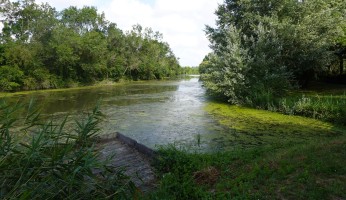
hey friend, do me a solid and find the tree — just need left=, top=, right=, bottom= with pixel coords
left=201, top=25, right=291, bottom=104
left=201, top=0, right=346, bottom=105
left=1, top=0, right=57, bottom=43
left=334, top=24, right=346, bottom=75
left=79, top=30, right=107, bottom=82
left=0, top=0, right=181, bottom=91
left=106, top=23, right=126, bottom=80
left=122, top=25, right=180, bottom=80
left=205, top=0, right=345, bottom=88
left=60, top=6, right=108, bottom=35
left=201, top=27, right=248, bottom=102
left=47, top=25, right=81, bottom=80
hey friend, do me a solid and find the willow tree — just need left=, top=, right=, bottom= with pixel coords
left=201, top=0, right=345, bottom=104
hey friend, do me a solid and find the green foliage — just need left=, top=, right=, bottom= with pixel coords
left=202, top=0, right=346, bottom=105
left=201, top=26, right=249, bottom=101
left=0, top=65, right=24, bottom=91
left=73, top=103, right=104, bottom=147
left=181, top=66, right=199, bottom=75
left=220, top=82, right=346, bottom=125
left=120, top=25, right=180, bottom=80
left=201, top=25, right=292, bottom=104
left=0, top=101, right=137, bottom=199
left=47, top=25, right=81, bottom=80
left=0, top=0, right=181, bottom=92
left=278, top=94, right=346, bottom=125
left=79, top=30, right=108, bottom=83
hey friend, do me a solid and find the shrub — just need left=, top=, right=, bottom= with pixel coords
left=256, top=94, right=346, bottom=125
left=0, top=65, right=24, bottom=91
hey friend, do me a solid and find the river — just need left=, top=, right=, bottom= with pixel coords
left=2, top=77, right=221, bottom=149
left=2, top=77, right=341, bottom=151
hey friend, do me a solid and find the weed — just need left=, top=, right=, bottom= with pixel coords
left=196, top=134, right=201, bottom=147
left=147, top=136, right=346, bottom=199
left=250, top=89, right=346, bottom=125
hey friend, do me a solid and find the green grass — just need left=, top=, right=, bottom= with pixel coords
left=147, top=135, right=345, bottom=199
left=146, top=100, right=346, bottom=199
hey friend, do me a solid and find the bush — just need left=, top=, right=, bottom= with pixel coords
left=290, top=95, right=346, bottom=124
left=255, top=94, right=346, bottom=125
left=29, top=68, right=60, bottom=89
left=0, top=65, right=24, bottom=91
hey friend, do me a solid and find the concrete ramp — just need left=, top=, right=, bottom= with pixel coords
left=96, top=132, right=157, bottom=192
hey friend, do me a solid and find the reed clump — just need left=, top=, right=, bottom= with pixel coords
left=0, top=100, right=136, bottom=199
left=251, top=92, right=346, bottom=125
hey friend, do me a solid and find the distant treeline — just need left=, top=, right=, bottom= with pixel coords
left=181, top=66, right=199, bottom=75
left=0, top=0, right=181, bottom=91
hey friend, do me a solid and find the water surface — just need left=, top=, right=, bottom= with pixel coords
left=3, top=78, right=342, bottom=151
left=3, top=78, right=218, bottom=148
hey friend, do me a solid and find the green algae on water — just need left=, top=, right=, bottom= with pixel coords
left=204, top=102, right=346, bottom=150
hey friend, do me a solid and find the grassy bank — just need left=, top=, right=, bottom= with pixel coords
left=0, top=77, right=184, bottom=98
left=146, top=102, right=346, bottom=199
left=251, top=82, right=346, bottom=125
left=148, top=135, right=345, bottom=199
left=0, top=79, right=131, bottom=98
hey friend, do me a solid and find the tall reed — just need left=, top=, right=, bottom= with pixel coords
left=250, top=91, right=346, bottom=125
left=0, top=100, right=136, bottom=199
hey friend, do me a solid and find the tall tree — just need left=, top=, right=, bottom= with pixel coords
left=205, top=0, right=345, bottom=87
left=0, top=0, right=181, bottom=91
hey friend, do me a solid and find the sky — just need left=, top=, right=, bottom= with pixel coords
left=2, top=0, right=223, bottom=66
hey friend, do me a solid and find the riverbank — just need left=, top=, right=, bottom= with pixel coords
left=147, top=131, right=346, bottom=199
left=247, top=82, right=346, bottom=125
left=143, top=83, right=346, bottom=199
left=0, top=79, right=132, bottom=98
left=145, top=102, right=346, bottom=199
left=0, top=76, right=196, bottom=98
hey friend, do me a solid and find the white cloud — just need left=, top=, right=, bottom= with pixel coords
left=101, top=0, right=154, bottom=30
left=33, top=0, right=223, bottom=66
left=102, top=0, right=222, bottom=66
